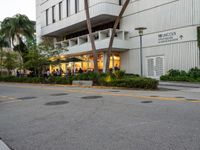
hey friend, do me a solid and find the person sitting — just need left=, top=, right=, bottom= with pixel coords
left=52, top=69, right=57, bottom=76
left=78, top=68, right=83, bottom=74
left=16, top=70, right=20, bottom=77
left=114, top=64, right=120, bottom=71
left=56, top=69, right=61, bottom=76
left=46, top=69, right=50, bottom=77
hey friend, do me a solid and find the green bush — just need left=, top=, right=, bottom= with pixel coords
left=188, top=67, right=200, bottom=79
left=161, top=67, right=200, bottom=83
left=0, top=76, right=73, bottom=85
left=168, top=69, right=181, bottom=77
left=113, top=70, right=125, bottom=79
left=0, top=72, right=159, bottom=89
left=46, top=76, right=72, bottom=84
left=101, top=77, right=158, bottom=89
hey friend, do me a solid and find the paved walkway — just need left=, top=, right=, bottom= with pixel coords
left=159, top=81, right=200, bottom=91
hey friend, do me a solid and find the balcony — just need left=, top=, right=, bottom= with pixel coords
left=54, top=28, right=130, bottom=55
left=41, top=2, right=122, bottom=36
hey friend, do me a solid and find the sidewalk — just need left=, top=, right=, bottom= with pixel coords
left=159, top=81, right=200, bottom=90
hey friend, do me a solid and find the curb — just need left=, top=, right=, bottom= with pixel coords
left=0, top=82, right=158, bottom=91
left=159, top=82, right=200, bottom=88
left=0, top=139, right=12, bottom=150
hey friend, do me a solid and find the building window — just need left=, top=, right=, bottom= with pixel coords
left=46, top=9, right=48, bottom=26
left=52, top=5, right=55, bottom=23
left=66, top=0, right=70, bottom=17
left=75, top=0, right=79, bottom=13
left=59, top=1, right=62, bottom=20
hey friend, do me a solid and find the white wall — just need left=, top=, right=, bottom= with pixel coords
left=121, top=41, right=200, bottom=75
left=38, top=0, right=121, bottom=36
left=36, top=0, right=200, bottom=75
left=119, top=0, right=200, bottom=75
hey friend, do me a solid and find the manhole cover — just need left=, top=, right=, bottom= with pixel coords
left=81, top=96, right=103, bottom=99
left=18, top=97, right=37, bottom=100
left=45, top=101, right=69, bottom=106
left=141, top=101, right=153, bottom=104
left=50, top=93, right=68, bottom=96
left=175, top=96, right=185, bottom=98
left=186, top=99, right=200, bottom=102
left=109, top=91, right=120, bottom=93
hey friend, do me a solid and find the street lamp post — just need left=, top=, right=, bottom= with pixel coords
left=135, top=27, right=147, bottom=76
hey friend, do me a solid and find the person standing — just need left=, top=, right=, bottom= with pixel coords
left=47, top=69, right=50, bottom=77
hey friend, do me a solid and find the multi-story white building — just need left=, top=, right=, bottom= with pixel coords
left=36, top=0, right=200, bottom=78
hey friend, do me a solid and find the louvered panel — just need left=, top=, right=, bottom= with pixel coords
left=155, top=57, right=164, bottom=77
left=147, top=58, right=154, bottom=77
left=193, top=0, right=200, bottom=25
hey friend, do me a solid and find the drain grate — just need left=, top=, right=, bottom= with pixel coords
left=141, top=101, right=153, bottom=104
left=175, top=96, right=185, bottom=99
left=150, top=95, right=159, bottom=97
left=18, top=97, right=37, bottom=100
left=50, top=93, right=68, bottom=96
left=81, top=96, right=103, bottom=99
left=109, top=91, right=120, bottom=93
left=186, top=99, right=200, bottom=102
left=45, top=101, right=69, bottom=106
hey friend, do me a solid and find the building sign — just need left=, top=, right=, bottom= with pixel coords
left=158, top=32, right=183, bottom=43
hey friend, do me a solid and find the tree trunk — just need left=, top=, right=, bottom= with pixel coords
left=84, top=0, right=98, bottom=73
left=105, top=0, right=130, bottom=72
left=0, top=48, right=3, bottom=76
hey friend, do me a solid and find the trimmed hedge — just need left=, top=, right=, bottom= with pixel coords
left=0, top=71, right=159, bottom=89
left=0, top=76, right=73, bottom=84
left=100, top=77, right=158, bottom=89
left=160, top=67, right=200, bottom=83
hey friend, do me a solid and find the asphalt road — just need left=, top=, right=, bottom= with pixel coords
left=0, top=83, right=200, bottom=150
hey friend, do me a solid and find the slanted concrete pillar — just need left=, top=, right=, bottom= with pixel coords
left=112, top=53, right=115, bottom=70
left=103, top=52, right=107, bottom=73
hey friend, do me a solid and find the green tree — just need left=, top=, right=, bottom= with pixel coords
left=0, top=34, right=9, bottom=76
left=3, top=52, right=19, bottom=76
left=37, top=37, right=54, bottom=57
left=0, top=14, right=34, bottom=61
left=24, top=39, right=51, bottom=77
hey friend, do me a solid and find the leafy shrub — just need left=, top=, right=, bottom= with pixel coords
left=188, top=67, right=200, bottom=79
left=46, top=76, right=72, bottom=84
left=0, top=72, right=159, bottom=89
left=168, top=69, right=181, bottom=77
left=101, top=77, right=158, bottom=89
left=161, top=67, right=200, bottom=82
left=113, top=70, right=125, bottom=79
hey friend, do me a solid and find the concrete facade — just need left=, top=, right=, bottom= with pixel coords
left=36, top=0, right=200, bottom=78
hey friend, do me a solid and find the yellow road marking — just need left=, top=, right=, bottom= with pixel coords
left=1, top=84, right=200, bottom=103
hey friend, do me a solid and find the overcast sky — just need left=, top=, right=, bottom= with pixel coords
left=0, top=0, right=36, bottom=21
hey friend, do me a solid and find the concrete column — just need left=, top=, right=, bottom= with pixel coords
left=103, top=52, right=107, bottom=73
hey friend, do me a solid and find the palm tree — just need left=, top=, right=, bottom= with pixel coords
left=105, top=0, right=130, bottom=72
left=0, top=34, right=9, bottom=76
left=1, top=14, right=34, bottom=60
left=84, top=0, right=99, bottom=73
